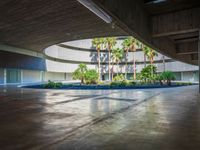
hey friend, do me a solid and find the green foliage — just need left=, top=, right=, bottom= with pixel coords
left=92, top=38, right=105, bottom=50
left=160, top=71, right=176, bottom=86
left=84, top=69, right=99, bottom=84
left=122, top=37, right=139, bottom=52
left=43, top=80, right=63, bottom=88
left=110, top=80, right=136, bottom=87
left=105, top=37, right=117, bottom=50
left=113, top=74, right=125, bottom=81
left=143, top=46, right=158, bottom=64
left=112, top=48, right=124, bottom=64
left=72, top=63, right=87, bottom=84
left=72, top=64, right=99, bottom=84
left=138, top=65, right=157, bottom=82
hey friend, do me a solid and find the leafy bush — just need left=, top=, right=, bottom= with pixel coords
left=110, top=80, right=136, bottom=87
left=139, top=65, right=157, bottom=82
left=160, top=71, right=176, bottom=86
left=73, top=63, right=87, bottom=84
left=84, top=69, right=98, bottom=84
left=113, top=74, right=125, bottom=81
left=110, top=81, right=122, bottom=87
left=43, top=80, right=63, bottom=88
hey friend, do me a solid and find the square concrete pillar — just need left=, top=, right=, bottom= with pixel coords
left=198, top=31, right=200, bottom=93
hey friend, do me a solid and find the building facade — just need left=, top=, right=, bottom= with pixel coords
left=0, top=38, right=198, bottom=85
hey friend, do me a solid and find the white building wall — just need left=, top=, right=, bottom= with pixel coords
left=22, top=70, right=41, bottom=83
left=44, top=72, right=65, bottom=81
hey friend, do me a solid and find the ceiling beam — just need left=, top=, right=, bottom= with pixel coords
left=151, top=7, right=200, bottom=37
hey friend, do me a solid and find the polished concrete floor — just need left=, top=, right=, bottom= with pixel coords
left=0, top=85, right=200, bottom=150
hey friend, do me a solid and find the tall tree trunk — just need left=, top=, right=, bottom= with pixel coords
left=144, top=53, right=146, bottom=67
left=150, top=58, right=154, bottom=77
left=117, top=62, right=119, bottom=76
left=98, top=49, right=101, bottom=81
left=125, top=51, right=128, bottom=79
left=108, top=49, right=111, bottom=81
left=112, top=63, right=114, bottom=80
left=133, top=53, right=136, bottom=80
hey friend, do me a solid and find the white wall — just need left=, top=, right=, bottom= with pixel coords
left=44, top=72, right=65, bottom=81
left=22, top=70, right=41, bottom=83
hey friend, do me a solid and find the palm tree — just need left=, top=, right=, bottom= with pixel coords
left=144, top=46, right=158, bottom=77
left=122, top=37, right=138, bottom=80
left=140, top=43, right=147, bottom=67
left=105, top=37, right=117, bottom=81
left=122, top=38, right=130, bottom=79
left=92, top=38, right=105, bottom=81
left=112, top=48, right=124, bottom=75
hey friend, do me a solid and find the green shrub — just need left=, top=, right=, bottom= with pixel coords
left=160, top=71, right=176, bottom=86
left=110, top=81, right=122, bottom=87
left=72, top=63, right=87, bottom=84
left=43, top=80, right=63, bottom=88
left=110, top=80, right=136, bottom=87
left=121, top=80, right=129, bottom=87
left=139, top=65, right=157, bottom=82
left=84, top=69, right=98, bottom=84
left=113, top=74, right=125, bottom=82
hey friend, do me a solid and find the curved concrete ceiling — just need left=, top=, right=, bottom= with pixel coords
left=0, top=0, right=199, bottom=65
left=0, top=0, right=127, bottom=51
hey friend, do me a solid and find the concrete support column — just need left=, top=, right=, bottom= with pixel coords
left=40, top=71, right=44, bottom=82
left=3, top=69, right=6, bottom=85
left=198, top=31, right=200, bottom=93
left=21, top=70, right=23, bottom=84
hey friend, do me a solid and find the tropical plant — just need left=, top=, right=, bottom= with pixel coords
left=143, top=46, right=158, bottom=77
left=122, top=38, right=130, bottom=79
left=72, top=63, right=87, bottom=84
left=143, top=46, right=158, bottom=65
left=113, top=74, right=125, bottom=82
left=112, top=48, right=124, bottom=75
left=122, top=37, right=139, bottom=80
left=160, top=71, right=176, bottom=86
left=92, top=38, right=105, bottom=81
left=138, top=65, right=157, bottom=82
left=84, top=69, right=99, bottom=84
left=140, top=43, right=147, bottom=67
left=43, top=80, right=63, bottom=88
left=105, top=37, right=117, bottom=81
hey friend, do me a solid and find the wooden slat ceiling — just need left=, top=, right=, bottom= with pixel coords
left=144, top=0, right=200, bottom=15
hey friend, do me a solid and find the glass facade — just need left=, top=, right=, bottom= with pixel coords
left=6, top=69, right=21, bottom=83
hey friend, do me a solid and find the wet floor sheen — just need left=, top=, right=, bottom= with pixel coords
left=0, top=85, right=200, bottom=150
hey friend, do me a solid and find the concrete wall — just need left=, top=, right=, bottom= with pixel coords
left=22, top=70, right=41, bottom=83
left=0, top=50, right=46, bottom=71
left=44, top=72, right=65, bottom=82
left=181, top=71, right=199, bottom=82
left=45, top=45, right=170, bottom=63
left=0, top=69, right=4, bottom=84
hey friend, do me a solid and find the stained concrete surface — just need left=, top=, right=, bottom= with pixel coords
left=0, top=85, right=200, bottom=150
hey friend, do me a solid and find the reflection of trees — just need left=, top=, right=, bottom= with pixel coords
left=90, top=49, right=138, bottom=75
left=90, top=51, right=98, bottom=63
left=90, top=50, right=109, bottom=73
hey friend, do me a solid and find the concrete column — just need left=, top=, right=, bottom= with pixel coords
left=40, top=71, right=44, bottom=82
left=198, top=30, right=200, bottom=93
left=21, top=70, right=23, bottom=84
left=3, top=69, right=6, bottom=85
